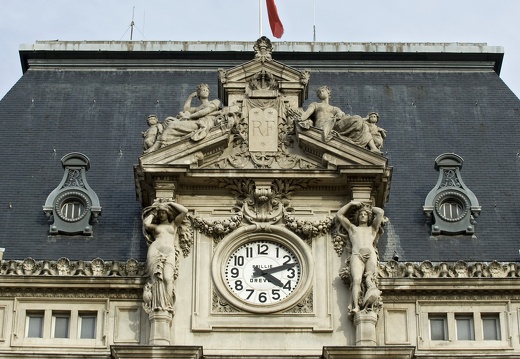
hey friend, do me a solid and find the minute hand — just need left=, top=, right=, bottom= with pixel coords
left=260, top=263, right=297, bottom=275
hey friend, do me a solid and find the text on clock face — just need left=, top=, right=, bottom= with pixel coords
left=224, top=240, right=302, bottom=305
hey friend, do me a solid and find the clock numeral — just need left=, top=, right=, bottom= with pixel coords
left=246, top=289, right=254, bottom=300
left=283, top=280, right=292, bottom=290
left=234, top=255, right=244, bottom=266
left=276, top=247, right=280, bottom=258
left=287, top=267, right=295, bottom=279
left=272, top=289, right=280, bottom=300
left=258, top=292, right=268, bottom=303
left=234, top=280, right=243, bottom=291
left=245, top=247, right=253, bottom=258
left=230, top=267, right=239, bottom=278
left=257, top=244, right=268, bottom=255
left=283, top=255, right=291, bottom=264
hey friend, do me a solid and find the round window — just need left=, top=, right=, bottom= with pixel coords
left=434, top=191, right=470, bottom=222
left=60, top=200, right=86, bottom=221
left=54, top=191, right=91, bottom=222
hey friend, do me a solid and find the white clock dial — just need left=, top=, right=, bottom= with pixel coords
left=224, top=240, right=301, bottom=305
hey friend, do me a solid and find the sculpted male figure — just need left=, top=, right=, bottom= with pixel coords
left=145, top=84, right=221, bottom=153
left=336, top=200, right=384, bottom=313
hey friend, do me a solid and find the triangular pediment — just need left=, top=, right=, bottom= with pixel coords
left=135, top=37, right=392, bottom=208
left=139, top=125, right=387, bottom=171
left=218, top=38, right=309, bottom=108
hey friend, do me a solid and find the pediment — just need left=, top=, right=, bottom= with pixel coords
left=135, top=37, right=392, bottom=208
left=139, top=125, right=387, bottom=171
left=218, top=38, right=309, bottom=108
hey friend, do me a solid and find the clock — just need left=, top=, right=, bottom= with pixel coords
left=212, top=226, right=313, bottom=314
left=224, top=240, right=301, bottom=305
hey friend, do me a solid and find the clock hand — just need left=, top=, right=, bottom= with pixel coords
left=252, top=266, right=284, bottom=287
left=261, top=262, right=296, bottom=274
left=261, top=272, right=284, bottom=287
left=252, top=263, right=296, bottom=277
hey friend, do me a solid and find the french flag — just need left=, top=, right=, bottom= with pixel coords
left=266, top=0, right=284, bottom=38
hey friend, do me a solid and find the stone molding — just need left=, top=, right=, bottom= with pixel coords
left=0, top=257, right=145, bottom=277
left=378, top=260, right=520, bottom=279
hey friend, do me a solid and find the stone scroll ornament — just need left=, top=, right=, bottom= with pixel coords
left=333, top=200, right=387, bottom=316
left=298, top=86, right=386, bottom=154
left=142, top=200, right=193, bottom=314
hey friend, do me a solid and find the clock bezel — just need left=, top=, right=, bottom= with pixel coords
left=211, top=225, right=313, bottom=314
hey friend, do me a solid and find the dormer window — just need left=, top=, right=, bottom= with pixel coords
left=423, top=153, right=481, bottom=235
left=43, top=153, right=102, bottom=235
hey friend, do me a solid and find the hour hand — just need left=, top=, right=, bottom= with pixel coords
left=253, top=267, right=284, bottom=287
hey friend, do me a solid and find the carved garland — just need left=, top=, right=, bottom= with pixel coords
left=189, top=178, right=332, bottom=243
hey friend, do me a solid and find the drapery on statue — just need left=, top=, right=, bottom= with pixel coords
left=336, top=200, right=385, bottom=315
left=298, top=86, right=384, bottom=153
left=143, top=84, right=222, bottom=153
left=142, top=201, right=188, bottom=314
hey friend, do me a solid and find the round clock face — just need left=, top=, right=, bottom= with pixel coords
left=224, top=240, right=301, bottom=305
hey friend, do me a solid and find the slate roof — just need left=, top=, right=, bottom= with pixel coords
left=1, top=41, right=519, bottom=262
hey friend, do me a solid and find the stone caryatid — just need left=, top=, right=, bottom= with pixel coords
left=143, top=84, right=222, bottom=153
left=298, top=86, right=385, bottom=153
left=336, top=200, right=385, bottom=315
left=142, top=201, right=188, bottom=314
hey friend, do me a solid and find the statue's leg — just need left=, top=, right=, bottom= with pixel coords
left=350, top=256, right=364, bottom=312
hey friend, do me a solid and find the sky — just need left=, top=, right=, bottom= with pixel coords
left=1, top=0, right=519, bottom=100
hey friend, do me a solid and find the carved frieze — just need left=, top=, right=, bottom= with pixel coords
left=378, top=260, right=520, bottom=279
left=0, top=257, right=144, bottom=277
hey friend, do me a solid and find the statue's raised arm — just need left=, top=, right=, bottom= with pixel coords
left=142, top=201, right=188, bottom=314
left=336, top=200, right=385, bottom=315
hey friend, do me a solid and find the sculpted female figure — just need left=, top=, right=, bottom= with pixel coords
left=142, top=201, right=188, bottom=313
left=299, top=86, right=345, bottom=141
left=299, top=86, right=382, bottom=153
left=336, top=200, right=385, bottom=314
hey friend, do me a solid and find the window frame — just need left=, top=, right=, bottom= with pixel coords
left=419, top=301, right=510, bottom=351
left=25, top=311, right=44, bottom=338
left=13, top=299, right=107, bottom=348
left=52, top=311, right=71, bottom=339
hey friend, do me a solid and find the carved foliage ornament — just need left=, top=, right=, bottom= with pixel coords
left=0, top=257, right=144, bottom=277
left=188, top=178, right=333, bottom=243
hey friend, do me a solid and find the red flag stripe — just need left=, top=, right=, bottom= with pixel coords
left=266, top=0, right=284, bottom=39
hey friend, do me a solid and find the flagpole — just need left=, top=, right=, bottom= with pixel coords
left=259, top=0, right=263, bottom=37
left=313, top=0, right=316, bottom=42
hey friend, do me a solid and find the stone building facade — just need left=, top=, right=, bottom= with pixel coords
left=0, top=37, right=519, bottom=358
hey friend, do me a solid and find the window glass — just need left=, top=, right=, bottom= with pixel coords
left=482, top=314, right=501, bottom=340
left=439, top=201, right=463, bottom=220
left=455, top=314, right=474, bottom=340
left=429, top=314, right=447, bottom=341
left=79, top=312, right=96, bottom=339
left=60, top=200, right=85, bottom=220
left=53, top=312, right=70, bottom=338
left=26, top=312, right=44, bottom=338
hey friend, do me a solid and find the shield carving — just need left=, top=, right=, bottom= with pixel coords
left=248, top=107, right=278, bottom=152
